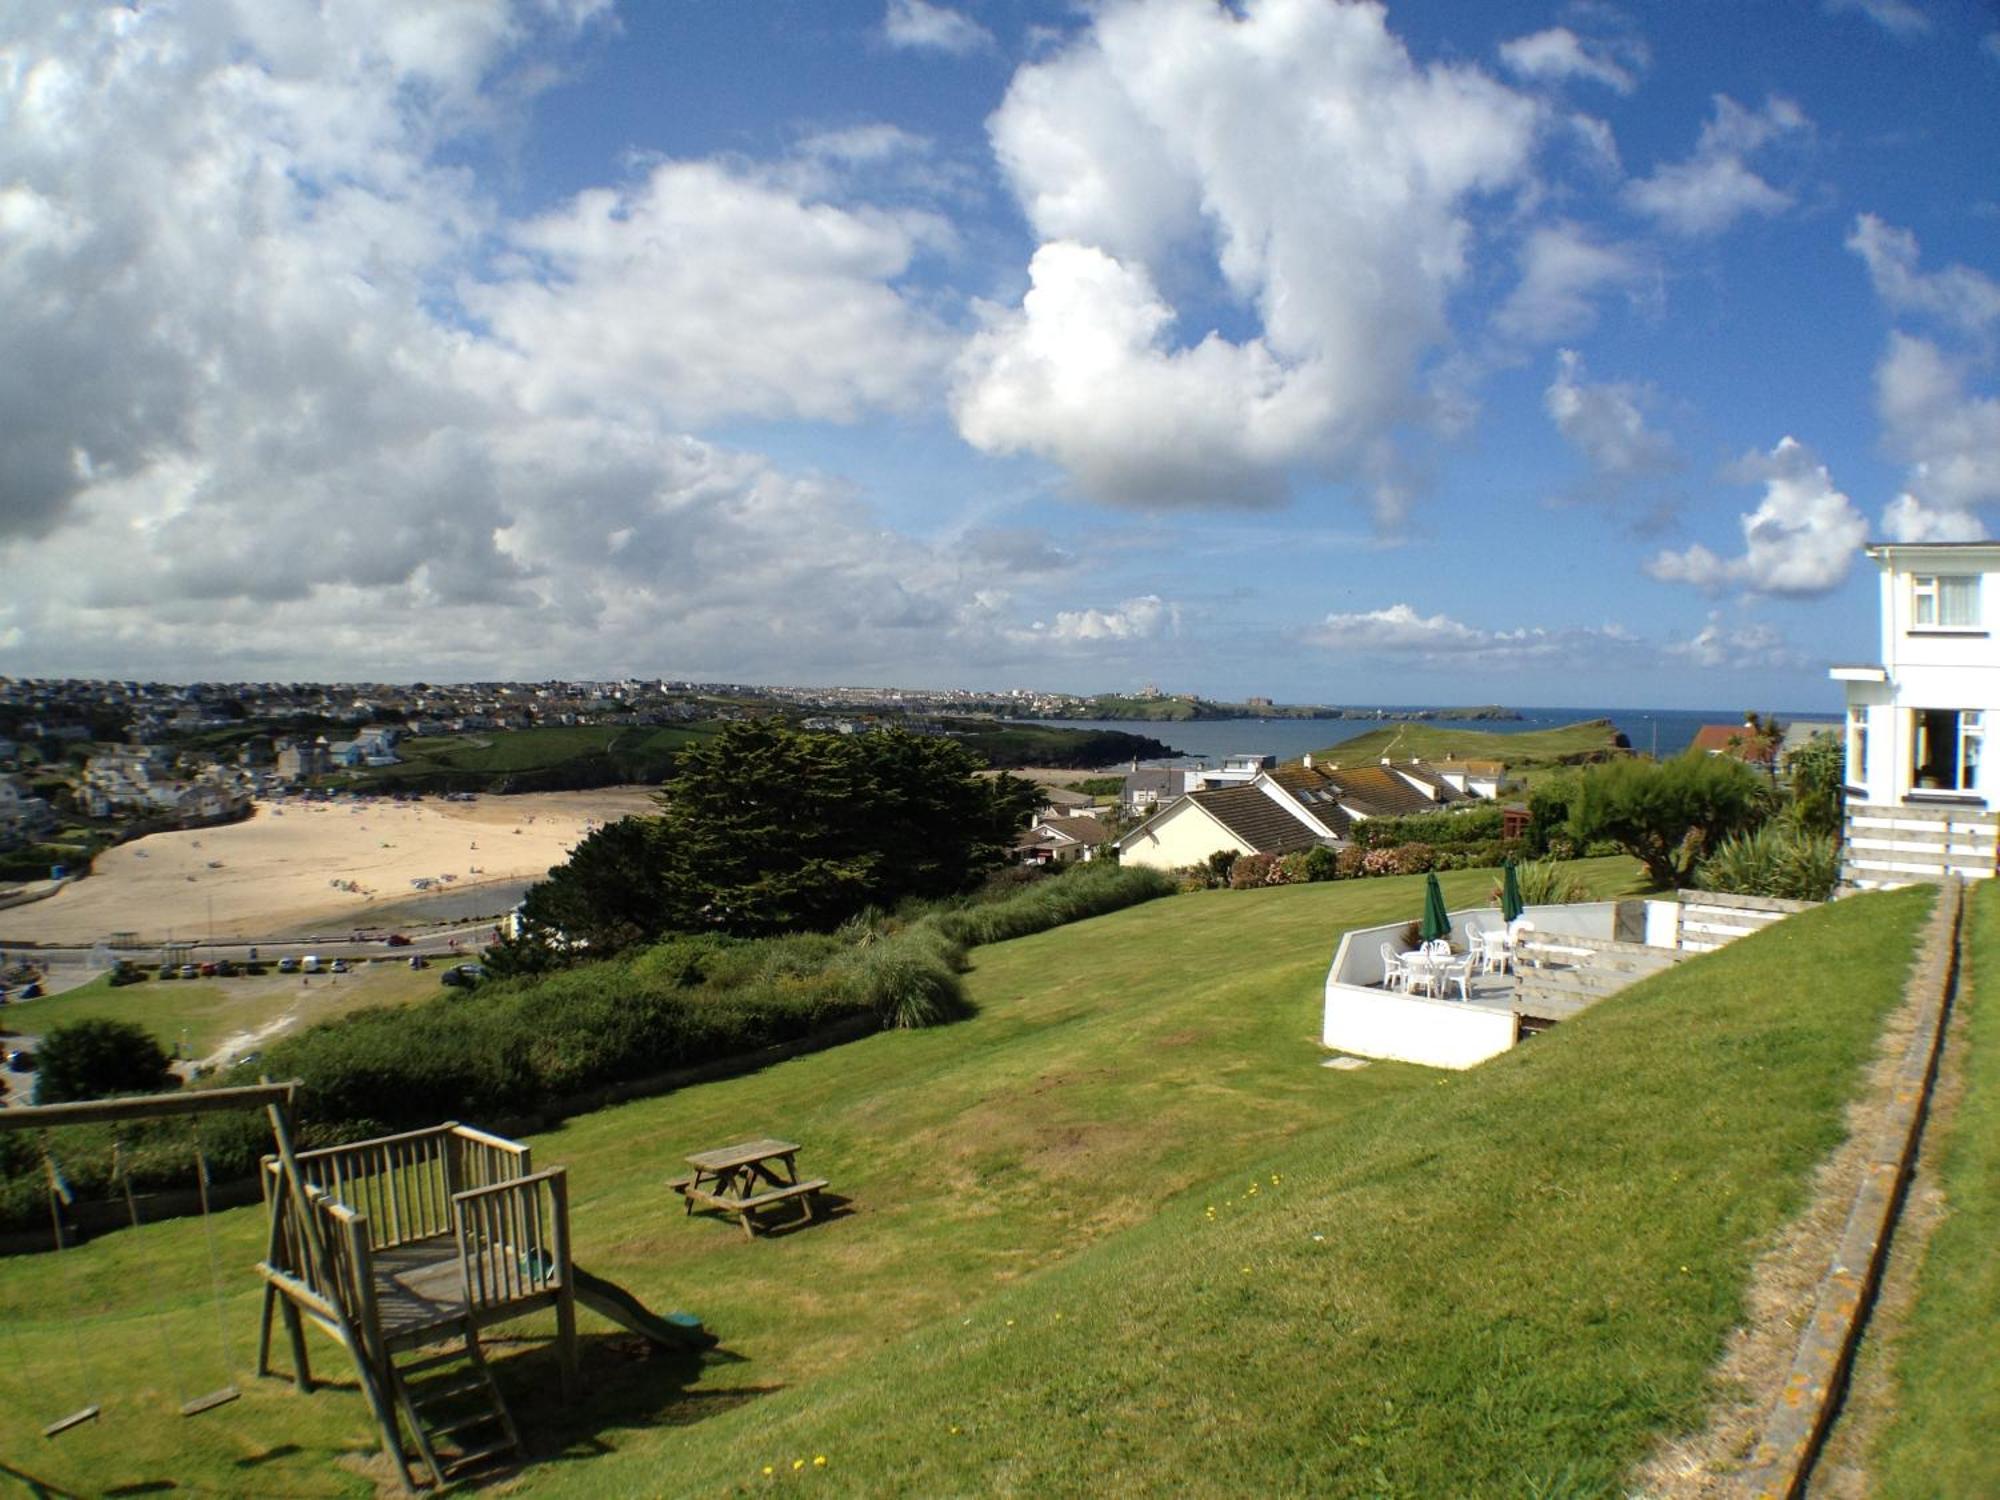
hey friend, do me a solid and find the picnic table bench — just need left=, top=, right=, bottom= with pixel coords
left=670, top=1138, right=828, bottom=1240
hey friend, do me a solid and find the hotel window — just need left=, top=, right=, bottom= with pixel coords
left=1846, top=707, right=1868, bottom=788
left=1912, top=709, right=1983, bottom=794
left=1912, top=574, right=1981, bottom=628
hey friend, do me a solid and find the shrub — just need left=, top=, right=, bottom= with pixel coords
left=32, top=1018, right=175, bottom=1105
left=1303, top=845, right=1339, bottom=882
left=1494, top=857, right=1593, bottom=907
left=1362, top=847, right=1400, bottom=877
left=1694, top=824, right=1840, bottom=902
left=1390, top=843, right=1436, bottom=875
left=1205, top=849, right=1240, bottom=884
left=1351, top=803, right=1505, bottom=851
left=1335, top=846, right=1368, bottom=879
left=1229, top=853, right=1277, bottom=889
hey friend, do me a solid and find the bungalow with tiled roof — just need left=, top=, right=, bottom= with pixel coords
left=1114, top=754, right=1495, bottom=872
left=1016, top=813, right=1115, bottom=866
left=1689, top=720, right=1779, bottom=770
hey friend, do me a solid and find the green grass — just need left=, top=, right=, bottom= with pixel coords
left=1317, top=718, right=1624, bottom=769
left=1869, top=879, right=2000, bottom=1496
left=0, top=962, right=440, bottom=1059
left=0, top=858, right=1927, bottom=1500
left=349, top=724, right=718, bottom=792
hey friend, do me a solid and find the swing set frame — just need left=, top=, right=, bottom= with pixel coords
left=0, top=1082, right=301, bottom=1436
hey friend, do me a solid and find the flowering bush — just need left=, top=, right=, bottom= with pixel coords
left=1390, top=842, right=1436, bottom=874
left=1362, top=847, right=1401, bottom=876
left=1230, top=853, right=1279, bottom=888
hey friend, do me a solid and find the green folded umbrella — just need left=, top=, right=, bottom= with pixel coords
left=1501, top=859, right=1524, bottom=923
left=1420, top=871, right=1451, bottom=943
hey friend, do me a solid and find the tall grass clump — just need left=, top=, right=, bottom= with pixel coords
left=1695, top=823, right=1839, bottom=902
left=930, top=861, right=1175, bottom=946
left=1499, top=856, right=1592, bottom=906
left=834, top=932, right=970, bottom=1029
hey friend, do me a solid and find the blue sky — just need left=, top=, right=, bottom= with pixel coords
left=2, top=0, right=1997, bottom=710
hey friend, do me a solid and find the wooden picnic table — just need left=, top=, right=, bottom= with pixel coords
left=671, top=1138, right=829, bottom=1240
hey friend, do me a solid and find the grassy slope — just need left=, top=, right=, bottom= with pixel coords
left=1, top=962, right=440, bottom=1058
left=1870, top=879, right=2000, bottom=1496
left=1316, top=719, right=1621, bottom=768
left=549, top=887, right=1930, bottom=1497
left=1, top=860, right=1925, bottom=1500
left=0, top=861, right=1633, bottom=1496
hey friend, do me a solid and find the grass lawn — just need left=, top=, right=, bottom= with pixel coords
left=0, top=859, right=1928, bottom=1499
left=0, top=961, right=441, bottom=1061
left=1868, top=878, right=2000, bottom=1497
left=1314, top=718, right=1623, bottom=768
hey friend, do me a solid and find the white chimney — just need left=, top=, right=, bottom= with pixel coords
left=1302, top=752, right=1313, bottom=768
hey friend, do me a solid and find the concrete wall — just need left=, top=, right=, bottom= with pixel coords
left=1320, top=978, right=1519, bottom=1070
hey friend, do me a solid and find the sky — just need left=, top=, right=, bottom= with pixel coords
left=2, top=1, right=1998, bottom=710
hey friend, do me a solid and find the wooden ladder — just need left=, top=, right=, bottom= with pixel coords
left=387, top=1321, right=522, bottom=1490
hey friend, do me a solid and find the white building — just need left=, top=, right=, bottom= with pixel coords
left=1832, top=541, right=2000, bottom=888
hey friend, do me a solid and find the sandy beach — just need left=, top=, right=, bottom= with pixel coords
left=0, top=789, right=661, bottom=945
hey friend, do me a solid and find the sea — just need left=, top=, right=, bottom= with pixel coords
left=1015, top=708, right=1842, bottom=768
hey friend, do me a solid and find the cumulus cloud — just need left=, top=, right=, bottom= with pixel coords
left=1646, top=437, right=1866, bottom=596
left=1847, top=214, right=2000, bottom=337
left=1875, top=333, right=2000, bottom=512
left=1545, top=349, right=1679, bottom=480
left=1824, top=0, right=1931, bottom=38
left=882, top=0, right=993, bottom=56
left=1497, top=27, right=1640, bottom=93
left=1881, top=492, right=1985, bottom=542
left=0, top=0, right=1041, bottom=680
left=958, top=0, right=1539, bottom=521
left=1023, top=594, right=1180, bottom=644
left=1667, top=613, right=1804, bottom=670
left=1492, top=223, right=1648, bottom=345
left=1305, top=603, right=1640, bottom=669
left=1626, top=95, right=1807, bottom=237
left=466, top=160, right=954, bottom=428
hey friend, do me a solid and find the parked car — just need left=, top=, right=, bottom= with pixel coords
left=6, top=1048, right=34, bottom=1073
left=385, top=933, right=412, bottom=947
left=199, top=962, right=218, bottom=977
left=18, top=981, right=41, bottom=1000
left=277, top=956, right=299, bottom=974
left=330, top=959, right=349, bottom=974
left=301, top=955, right=322, bottom=974
left=179, top=964, right=201, bottom=980
left=439, top=963, right=484, bottom=988
left=407, top=954, right=428, bottom=970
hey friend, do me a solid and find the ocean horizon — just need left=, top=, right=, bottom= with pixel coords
left=1018, top=707, right=1842, bottom=767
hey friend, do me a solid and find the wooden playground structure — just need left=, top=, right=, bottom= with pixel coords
left=7, top=1083, right=708, bottom=1493
left=257, top=1118, right=579, bottom=1490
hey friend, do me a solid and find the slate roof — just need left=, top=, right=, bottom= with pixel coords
left=1189, top=786, right=1324, bottom=854
left=1319, top=763, right=1450, bottom=818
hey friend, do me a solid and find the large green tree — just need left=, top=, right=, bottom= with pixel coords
left=497, top=721, right=1039, bottom=957
left=32, top=1017, right=175, bottom=1105
left=1565, top=753, right=1769, bottom=889
left=655, top=721, right=1039, bottom=936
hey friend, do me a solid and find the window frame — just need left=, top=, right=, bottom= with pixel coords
left=1845, top=706, right=1868, bottom=791
left=1911, top=573, right=1982, bottom=631
left=1910, top=707, right=1984, bottom=796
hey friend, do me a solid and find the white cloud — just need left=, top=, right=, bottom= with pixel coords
left=1847, top=214, right=2000, bottom=337
left=1495, top=226, right=1649, bottom=345
left=0, top=0, right=1066, bottom=682
left=1026, top=594, right=1180, bottom=644
left=882, top=0, right=993, bottom=56
left=1305, top=603, right=1639, bottom=669
left=1497, top=27, right=1639, bottom=94
left=1825, top=0, right=1932, bottom=38
left=1876, top=333, right=2000, bottom=512
left=1646, top=437, right=1866, bottom=596
left=1545, top=349, right=1678, bottom=479
left=1667, top=613, right=1803, bottom=669
left=1881, top=492, right=1985, bottom=542
left=466, top=160, right=954, bottom=428
left=960, top=0, right=1539, bottom=521
left=1626, top=95, right=1807, bottom=237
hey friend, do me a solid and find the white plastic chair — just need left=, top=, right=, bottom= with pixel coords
left=1379, top=943, right=1410, bottom=993
left=1440, top=954, right=1474, bottom=1001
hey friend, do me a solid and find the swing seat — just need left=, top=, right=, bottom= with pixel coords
left=42, top=1405, right=101, bottom=1439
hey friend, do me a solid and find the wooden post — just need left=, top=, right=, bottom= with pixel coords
left=549, top=1170, right=579, bottom=1401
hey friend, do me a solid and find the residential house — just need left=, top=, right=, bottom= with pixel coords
left=1114, top=756, right=1482, bottom=872
left=0, top=775, right=56, bottom=849
left=1035, top=786, right=1099, bottom=820
left=80, top=745, right=176, bottom=816
left=1832, top=541, right=2000, bottom=887
left=1432, top=759, right=1507, bottom=800
left=1689, top=720, right=1780, bottom=771
left=1120, top=765, right=1194, bottom=819
left=1016, top=814, right=1114, bottom=866
left=275, top=737, right=332, bottom=782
